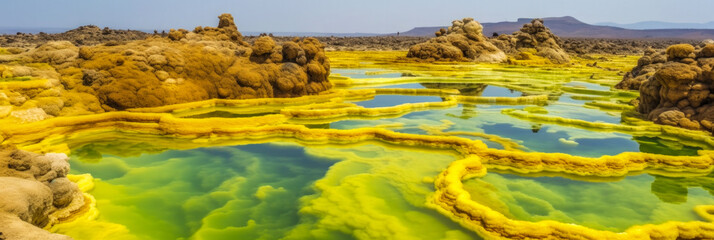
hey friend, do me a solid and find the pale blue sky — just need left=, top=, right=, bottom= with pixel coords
left=1, top=0, right=711, bottom=33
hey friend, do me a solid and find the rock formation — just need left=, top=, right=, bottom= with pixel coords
left=637, top=43, right=714, bottom=133
left=615, top=48, right=667, bottom=90
left=406, top=18, right=506, bottom=62
left=0, top=146, right=82, bottom=240
left=491, top=19, right=570, bottom=64
left=0, top=13, right=331, bottom=113
left=616, top=40, right=712, bottom=91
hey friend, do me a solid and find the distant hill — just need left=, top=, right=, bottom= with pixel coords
left=596, top=21, right=714, bottom=30
left=241, top=31, right=376, bottom=37
left=398, top=16, right=714, bottom=40
left=0, top=27, right=378, bottom=38
left=0, top=27, right=70, bottom=34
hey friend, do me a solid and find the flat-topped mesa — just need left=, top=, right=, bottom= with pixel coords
left=636, top=43, right=714, bottom=133
left=491, top=19, right=571, bottom=64
left=407, top=18, right=507, bottom=62
left=2, top=14, right=331, bottom=114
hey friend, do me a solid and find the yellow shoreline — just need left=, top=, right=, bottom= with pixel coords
left=3, top=104, right=713, bottom=239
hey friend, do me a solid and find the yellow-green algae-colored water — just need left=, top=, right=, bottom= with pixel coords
left=6, top=51, right=714, bottom=239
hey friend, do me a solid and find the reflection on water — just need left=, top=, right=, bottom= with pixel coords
left=64, top=140, right=483, bottom=240
left=651, top=172, right=714, bottom=204
left=635, top=136, right=703, bottom=156
left=420, top=82, right=523, bottom=97
left=564, top=81, right=611, bottom=91
left=543, top=103, right=622, bottom=124
left=466, top=172, right=714, bottom=232
left=481, top=123, right=639, bottom=157
left=184, top=111, right=276, bottom=118
left=331, top=69, right=403, bottom=79
left=352, top=95, right=444, bottom=108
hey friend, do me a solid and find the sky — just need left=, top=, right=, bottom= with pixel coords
left=1, top=0, right=712, bottom=33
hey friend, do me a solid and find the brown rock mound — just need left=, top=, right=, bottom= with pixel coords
left=0, top=146, right=82, bottom=240
left=615, top=47, right=668, bottom=90
left=4, top=14, right=331, bottom=111
left=407, top=18, right=506, bottom=62
left=491, top=19, right=570, bottom=64
left=636, top=43, right=714, bottom=133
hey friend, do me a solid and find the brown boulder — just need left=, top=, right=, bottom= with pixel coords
left=407, top=18, right=506, bottom=62
left=653, top=62, right=700, bottom=88
left=490, top=19, right=570, bottom=64
left=666, top=44, right=695, bottom=59
left=698, top=44, right=714, bottom=58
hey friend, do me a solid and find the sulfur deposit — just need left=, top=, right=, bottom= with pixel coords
left=407, top=18, right=506, bottom=62
left=3, top=46, right=714, bottom=239
left=0, top=13, right=331, bottom=114
left=635, top=43, right=714, bottom=133
left=491, top=19, right=571, bottom=64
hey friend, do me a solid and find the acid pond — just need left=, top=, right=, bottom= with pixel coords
left=5, top=51, right=714, bottom=239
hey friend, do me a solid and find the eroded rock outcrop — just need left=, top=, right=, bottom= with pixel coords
left=0, top=146, right=82, bottom=240
left=615, top=47, right=667, bottom=90
left=491, top=19, right=570, bottom=64
left=1, top=13, right=331, bottom=113
left=406, top=18, right=506, bottom=62
left=637, top=43, right=714, bottom=133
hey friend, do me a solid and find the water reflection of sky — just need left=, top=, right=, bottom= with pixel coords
left=331, top=68, right=403, bottom=79
left=468, top=172, right=714, bottom=232
left=351, top=95, right=444, bottom=108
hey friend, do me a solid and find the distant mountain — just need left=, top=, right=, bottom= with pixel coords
left=596, top=21, right=714, bottom=30
left=7, top=17, right=714, bottom=39
left=0, top=27, right=378, bottom=37
left=398, top=16, right=714, bottom=40
left=241, top=31, right=377, bottom=37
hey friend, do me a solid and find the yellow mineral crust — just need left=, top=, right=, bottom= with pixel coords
left=477, top=149, right=714, bottom=177
left=46, top=174, right=96, bottom=225
left=695, top=206, right=714, bottom=222
left=4, top=51, right=713, bottom=239
left=502, top=109, right=714, bottom=149
left=281, top=97, right=458, bottom=119
left=430, top=156, right=714, bottom=240
left=457, top=95, right=548, bottom=105
left=46, top=174, right=139, bottom=240
left=420, top=120, right=527, bottom=151
left=4, top=102, right=714, bottom=239
left=109, top=88, right=547, bottom=123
